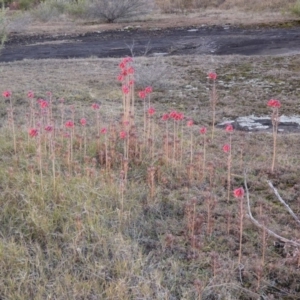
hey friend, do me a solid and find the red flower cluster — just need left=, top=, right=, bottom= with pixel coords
left=225, top=124, right=234, bottom=132
left=38, top=99, right=49, bottom=109
left=117, top=74, right=124, bottom=82
left=2, top=90, right=12, bottom=98
left=119, top=57, right=133, bottom=69
left=233, top=187, right=245, bottom=198
left=199, top=127, right=207, bottom=134
left=127, top=67, right=134, bottom=75
left=120, top=131, right=127, bottom=139
left=223, top=144, right=230, bottom=153
left=44, top=125, right=53, bottom=132
left=117, top=57, right=134, bottom=81
left=80, top=118, right=87, bottom=126
left=187, top=120, right=194, bottom=127
left=162, top=113, right=169, bottom=121
left=29, top=128, right=38, bottom=137
left=100, top=128, right=107, bottom=134
left=138, top=86, right=153, bottom=99
left=169, top=111, right=184, bottom=121
left=267, top=99, right=281, bottom=108
left=65, top=120, right=74, bottom=128
left=145, top=86, right=153, bottom=94
left=122, top=85, right=130, bottom=95
left=138, top=90, right=146, bottom=99
left=27, top=91, right=34, bottom=98
left=208, top=72, right=217, bottom=80
left=148, top=107, right=156, bottom=116
left=91, top=103, right=100, bottom=110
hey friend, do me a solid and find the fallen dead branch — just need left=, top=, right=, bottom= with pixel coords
left=244, top=173, right=300, bottom=247
left=267, top=180, right=300, bottom=227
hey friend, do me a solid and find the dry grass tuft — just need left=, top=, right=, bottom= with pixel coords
left=156, top=0, right=297, bottom=13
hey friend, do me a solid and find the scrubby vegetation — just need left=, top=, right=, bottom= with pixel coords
left=156, top=0, right=298, bottom=13
left=5, top=0, right=297, bottom=23
left=28, top=0, right=154, bottom=23
left=290, top=0, right=300, bottom=16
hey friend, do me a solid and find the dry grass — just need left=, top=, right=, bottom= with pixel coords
left=1, top=54, right=300, bottom=122
left=155, top=0, right=297, bottom=12
left=7, top=0, right=297, bottom=37
left=0, top=53, right=300, bottom=299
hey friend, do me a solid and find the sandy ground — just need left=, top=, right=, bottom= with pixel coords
left=14, top=9, right=300, bottom=36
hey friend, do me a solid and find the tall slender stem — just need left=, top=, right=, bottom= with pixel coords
left=238, top=197, right=244, bottom=265
left=9, top=96, right=16, bottom=154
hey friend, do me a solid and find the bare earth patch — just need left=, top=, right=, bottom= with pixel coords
left=16, top=9, right=299, bottom=36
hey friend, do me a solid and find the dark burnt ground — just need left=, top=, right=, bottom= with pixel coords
left=1, top=25, right=300, bottom=62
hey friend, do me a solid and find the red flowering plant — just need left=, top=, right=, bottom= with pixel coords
left=148, top=107, right=156, bottom=117
left=122, top=85, right=130, bottom=95
left=225, top=124, right=234, bottom=133
left=162, top=113, right=169, bottom=121
left=38, top=99, right=49, bottom=110
left=200, top=127, right=207, bottom=135
left=27, top=91, right=34, bottom=98
left=100, top=127, right=107, bottom=134
left=234, top=187, right=245, bottom=265
left=2, top=90, right=12, bottom=98
left=208, top=72, right=217, bottom=81
left=118, top=57, right=135, bottom=123
left=29, top=128, right=38, bottom=138
left=44, top=125, right=53, bottom=133
left=233, top=187, right=244, bottom=198
left=138, top=90, right=146, bottom=99
left=80, top=118, right=87, bottom=126
left=223, top=144, right=230, bottom=153
left=91, top=103, right=100, bottom=110
left=65, top=120, right=74, bottom=128
left=224, top=123, right=234, bottom=202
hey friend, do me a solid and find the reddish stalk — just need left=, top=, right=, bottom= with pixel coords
left=208, top=72, right=217, bottom=140
left=233, top=187, right=245, bottom=265
left=3, top=92, right=17, bottom=154
left=200, top=127, right=207, bottom=179
left=267, top=99, right=281, bottom=173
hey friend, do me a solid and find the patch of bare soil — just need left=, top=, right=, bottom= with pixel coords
left=1, top=24, right=300, bottom=62
left=18, top=9, right=299, bottom=35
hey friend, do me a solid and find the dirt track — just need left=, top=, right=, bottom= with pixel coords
left=1, top=24, right=300, bottom=62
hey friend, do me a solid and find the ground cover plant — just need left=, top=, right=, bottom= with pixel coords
left=0, top=53, right=300, bottom=299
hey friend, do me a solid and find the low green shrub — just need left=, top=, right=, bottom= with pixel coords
left=0, top=6, right=8, bottom=49
left=290, top=0, right=300, bottom=16
left=30, top=0, right=67, bottom=21
left=17, top=0, right=38, bottom=10
left=86, top=0, right=154, bottom=23
left=65, top=0, right=88, bottom=19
